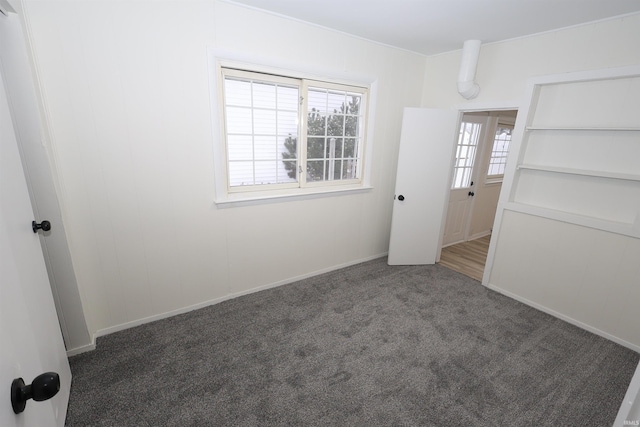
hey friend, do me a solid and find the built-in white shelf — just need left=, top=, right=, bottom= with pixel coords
left=517, top=164, right=640, bottom=182
left=503, top=202, right=640, bottom=239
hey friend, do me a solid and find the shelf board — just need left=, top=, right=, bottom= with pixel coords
left=517, top=164, right=640, bottom=182
left=526, top=126, right=640, bottom=131
left=503, top=202, right=640, bottom=239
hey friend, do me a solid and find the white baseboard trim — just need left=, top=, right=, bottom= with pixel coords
left=486, top=283, right=640, bottom=353
left=467, top=230, right=492, bottom=241
left=66, top=339, right=96, bottom=357
left=442, top=231, right=492, bottom=248
left=92, top=253, right=388, bottom=342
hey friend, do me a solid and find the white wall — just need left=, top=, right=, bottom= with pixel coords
left=422, top=13, right=640, bottom=350
left=22, top=0, right=426, bottom=343
left=422, top=13, right=640, bottom=107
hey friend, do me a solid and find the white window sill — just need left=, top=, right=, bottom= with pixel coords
left=215, top=185, right=374, bottom=208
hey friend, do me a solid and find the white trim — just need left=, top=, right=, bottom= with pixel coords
left=216, top=184, right=373, bottom=208
left=524, top=64, right=640, bottom=87
left=428, top=11, right=640, bottom=59
left=486, top=283, right=640, bottom=353
left=614, top=362, right=640, bottom=427
left=65, top=340, right=96, bottom=357
left=217, top=0, right=428, bottom=57
left=207, top=47, right=378, bottom=206
left=92, top=253, right=387, bottom=340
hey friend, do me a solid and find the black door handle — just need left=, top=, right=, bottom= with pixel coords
left=397, top=195, right=405, bottom=201
left=32, top=220, right=51, bottom=233
left=11, top=372, right=60, bottom=414
left=468, top=191, right=475, bottom=197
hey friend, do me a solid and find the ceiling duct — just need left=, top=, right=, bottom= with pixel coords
left=457, top=40, right=481, bottom=100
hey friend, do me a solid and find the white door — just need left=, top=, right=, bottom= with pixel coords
left=0, top=55, right=71, bottom=427
left=0, top=4, right=90, bottom=352
left=442, top=114, right=487, bottom=246
left=388, top=108, right=458, bottom=265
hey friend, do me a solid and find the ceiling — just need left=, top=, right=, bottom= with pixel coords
left=226, top=0, right=640, bottom=56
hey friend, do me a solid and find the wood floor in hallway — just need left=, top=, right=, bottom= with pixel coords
left=438, top=234, right=491, bottom=281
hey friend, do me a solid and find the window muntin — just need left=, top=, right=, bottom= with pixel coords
left=221, top=68, right=367, bottom=193
left=487, top=125, right=512, bottom=179
left=451, top=121, right=481, bottom=189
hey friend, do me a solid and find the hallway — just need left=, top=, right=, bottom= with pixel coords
left=439, top=235, right=491, bottom=281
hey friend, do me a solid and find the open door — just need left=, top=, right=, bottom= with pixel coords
left=442, top=114, right=487, bottom=246
left=0, top=45, right=71, bottom=426
left=388, top=108, right=458, bottom=265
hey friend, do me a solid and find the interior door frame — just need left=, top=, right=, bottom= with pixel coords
left=436, top=102, right=521, bottom=270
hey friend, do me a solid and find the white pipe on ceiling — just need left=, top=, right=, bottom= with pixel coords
left=457, top=39, right=481, bottom=100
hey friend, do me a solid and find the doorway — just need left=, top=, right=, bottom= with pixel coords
left=439, top=109, right=517, bottom=280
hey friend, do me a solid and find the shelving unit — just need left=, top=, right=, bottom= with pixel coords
left=484, top=66, right=640, bottom=351
left=503, top=74, right=640, bottom=239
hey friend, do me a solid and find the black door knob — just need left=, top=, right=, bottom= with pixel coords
left=32, top=220, right=51, bottom=233
left=11, top=372, right=60, bottom=414
left=468, top=191, right=475, bottom=197
left=397, top=195, right=405, bottom=201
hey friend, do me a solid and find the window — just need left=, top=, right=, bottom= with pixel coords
left=487, top=124, right=513, bottom=180
left=451, top=120, right=481, bottom=189
left=221, top=68, right=367, bottom=194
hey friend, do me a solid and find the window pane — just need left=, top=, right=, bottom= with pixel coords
left=278, top=111, right=298, bottom=135
left=227, top=135, right=253, bottom=161
left=252, top=82, right=276, bottom=109
left=278, top=135, right=297, bottom=157
left=224, top=79, right=251, bottom=107
left=343, top=138, right=357, bottom=158
left=226, top=107, right=252, bottom=134
left=345, top=94, right=361, bottom=115
left=307, top=137, right=325, bottom=159
left=277, top=86, right=299, bottom=110
left=329, top=160, right=341, bottom=180
left=326, top=137, right=343, bottom=158
left=327, top=115, right=345, bottom=136
left=451, top=120, right=481, bottom=188
left=223, top=71, right=300, bottom=189
left=306, top=159, right=325, bottom=182
left=345, top=116, right=359, bottom=137
left=307, top=89, right=327, bottom=114
left=280, top=160, right=298, bottom=182
left=308, top=111, right=326, bottom=136
left=254, top=109, right=276, bottom=134
left=487, top=126, right=512, bottom=177
left=222, top=70, right=367, bottom=191
left=342, top=158, right=358, bottom=180
left=306, top=86, right=364, bottom=183
left=254, top=135, right=276, bottom=160
left=254, top=161, right=279, bottom=185
left=228, top=161, right=254, bottom=186
left=327, top=91, right=345, bottom=113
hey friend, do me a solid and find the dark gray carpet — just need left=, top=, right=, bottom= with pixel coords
left=65, top=258, right=639, bottom=426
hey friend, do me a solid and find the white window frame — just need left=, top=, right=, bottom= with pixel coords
left=208, top=50, right=376, bottom=207
left=221, top=68, right=302, bottom=193
left=301, top=79, right=368, bottom=189
left=485, top=119, right=515, bottom=184
left=451, top=118, right=482, bottom=189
